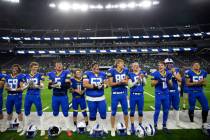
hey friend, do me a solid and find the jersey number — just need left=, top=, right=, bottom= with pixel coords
left=115, top=74, right=126, bottom=82
left=8, top=79, right=18, bottom=90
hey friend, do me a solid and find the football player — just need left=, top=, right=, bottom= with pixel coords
left=128, top=62, right=146, bottom=134
left=70, top=69, right=88, bottom=131
left=185, top=62, right=209, bottom=128
left=20, top=62, right=45, bottom=136
left=3, top=64, right=25, bottom=132
left=47, top=62, right=72, bottom=136
left=151, top=61, right=172, bottom=134
left=83, top=62, right=108, bottom=135
left=107, top=59, right=130, bottom=136
left=164, top=58, right=182, bottom=126
left=0, top=70, right=5, bottom=131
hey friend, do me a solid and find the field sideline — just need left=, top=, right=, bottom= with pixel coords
left=1, top=75, right=210, bottom=112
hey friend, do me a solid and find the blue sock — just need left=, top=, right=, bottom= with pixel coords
left=131, top=123, right=134, bottom=128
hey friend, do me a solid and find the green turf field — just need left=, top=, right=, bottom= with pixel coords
left=1, top=75, right=210, bottom=112
left=0, top=129, right=209, bottom=140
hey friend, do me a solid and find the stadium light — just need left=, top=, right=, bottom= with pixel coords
left=80, top=4, right=89, bottom=12
left=110, top=50, right=117, bottom=53
left=133, top=36, right=139, bottom=38
left=54, top=37, right=61, bottom=40
left=184, top=48, right=191, bottom=51
left=139, top=0, right=152, bottom=9
left=28, top=51, right=35, bottom=54
left=141, top=49, right=148, bottom=52
left=193, top=33, right=202, bottom=36
left=173, top=48, right=180, bottom=51
left=58, top=1, right=71, bottom=11
left=151, top=49, right=158, bottom=52
left=91, top=4, right=104, bottom=9
left=59, top=50, right=66, bottom=54
left=162, top=48, right=169, bottom=52
left=24, top=37, right=31, bottom=40
left=69, top=50, right=76, bottom=54
left=120, top=49, right=127, bottom=52
left=90, top=50, right=96, bottom=53
left=173, top=34, right=180, bottom=37
left=119, top=3, right=127, bottom=9
left=2, top=37, right=10, bottom=40
left=153, top=35, right=160, bottom=38
left=127, top=2, right=136, bottom=9
left=162, top=35, right=170, bottom=38
left=152, top=0, right=160, bottom=5
left=64, top=37, right=70, bottom=40
left=49, top=51, right=56, bottom=54
left=105, top=4, right=112, bottom=9
left=44, top=37, right=51, bottom=40
left=100, top=50, right=107, bottom=53
left=38, top=51, right=45, bottom=54
left=3, top=0, right=19, bottom=3
left=131, top=49, right=138, bottom=52
left=183, top=34, right=191, bottom=37
left=49, top=3, right=56, bottom=8
left=17, top=50, right=25, bottom=54
left=34, top=37, right=41, bottom=40
left=14, top=37, right=21, bottom=40
left=143, top=35, right=150, bottom=38
left=206, top=32, right=210, bottom=35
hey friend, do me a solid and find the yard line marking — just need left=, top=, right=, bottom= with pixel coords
left=144, top=91, right=155, bottom=98
left=150, top=106, right=155, bottom=110
left=2, top=108, right=6, bottom=111
left=195, top=106, right=200, bottom=110
left=69, top=103, right=72, bottom=108
left=21, top=109, right=24, bottom=111
left=43, top=106, right=49, bottom=111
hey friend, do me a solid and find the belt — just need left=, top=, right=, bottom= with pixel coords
left=8, top=93, right=20, bottom=95
left=131, top=92, right=143, bottom=95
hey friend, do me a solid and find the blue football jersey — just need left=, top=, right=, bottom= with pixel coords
left=0, top=73, right=5, bottom=94
left=166, top=67, right=180, bottom=92
left=5, top=73, right=25, bottom=94
left=107, top=68, right=129, bottom=94
left=128, top=71, right=145, bottom=93
left=83, top=71, right=106, bottom=97
left=151, top=70, right=172, bottom=93
left=185, top=69, right=207, bottom=91
left=47, top=70, right=71, bottom=95
left=70, top=78, right=85, bottom=98
left=25, top=73, right=44, bottom=95
left=140, top=70, right=148, bottom=77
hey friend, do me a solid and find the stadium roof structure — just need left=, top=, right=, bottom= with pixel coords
left=0, top=0, right=210, bottom=29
